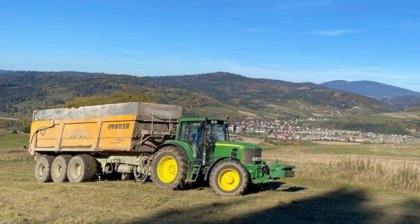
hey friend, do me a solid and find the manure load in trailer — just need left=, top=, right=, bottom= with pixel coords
left=29, top=102, right=182, bottom=155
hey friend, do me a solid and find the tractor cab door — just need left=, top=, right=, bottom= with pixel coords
left=178, top=121, right=206, bottom=159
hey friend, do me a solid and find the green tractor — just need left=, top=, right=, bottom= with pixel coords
left=150, top=118, right=295, bottom=195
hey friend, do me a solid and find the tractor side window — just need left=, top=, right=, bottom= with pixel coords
left=178, top=122, right=203, bottom=145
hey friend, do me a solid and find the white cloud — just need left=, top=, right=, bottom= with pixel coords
left=308, top=29, right=363, bottom=36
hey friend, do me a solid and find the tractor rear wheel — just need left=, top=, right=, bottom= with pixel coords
left=152, top=146, right=188, bottom=190
left=51, top=154, right=72, bottom=182
left=34, top=155, right=55, bottom=183
left=67, top=154, right=97, bottom=182
left=209, top=160, right=249, bottom=196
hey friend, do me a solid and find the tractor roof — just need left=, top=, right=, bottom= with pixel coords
left=179, top=117, right=226, bottom=123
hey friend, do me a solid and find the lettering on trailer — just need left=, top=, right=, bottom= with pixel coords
left=108, top=123, right=130, bottom=130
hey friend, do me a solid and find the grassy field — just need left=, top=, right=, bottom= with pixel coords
left=0, top=134, right=419, bottom=223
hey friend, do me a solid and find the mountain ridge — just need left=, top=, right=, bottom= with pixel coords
left=0, top=70, right=12, bottom=74
left=321, top=80, right=420, bottom=99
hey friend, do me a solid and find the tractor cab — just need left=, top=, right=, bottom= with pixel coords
left=176, top=118, right=228, bottom=161
left=175, top=118, right=261, bottom=165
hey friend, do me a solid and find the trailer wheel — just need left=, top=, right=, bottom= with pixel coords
left=51, top=154, right=72, bottom=182
left=67, top=154, right=97, bottom=182
left=121, top=173, right=133, bottom=181
left=152, top=146, right=187, bottom=190
left=35, top=155, right=55, bottom=183
left=209, top=160, right=249, bottom=196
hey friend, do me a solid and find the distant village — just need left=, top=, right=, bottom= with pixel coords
left=231, top=119, right=420, bottom=144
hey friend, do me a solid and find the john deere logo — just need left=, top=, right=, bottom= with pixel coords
left=108, top=123, right=130, bottom=130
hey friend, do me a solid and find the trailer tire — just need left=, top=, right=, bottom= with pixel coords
left=152, top=146, right=188, bottom=190
left=209, top=160, right=249, bottom=196
left=51, top=154, right=72, bottom=182
left=67, top=154, right=97, bottom=182
left=121, top=173, right=133, bottom=181
left=35, top=155, right=55, bottom=183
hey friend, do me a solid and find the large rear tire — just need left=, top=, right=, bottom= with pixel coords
left=51, top=154, right=72, bottom=182
left=151, top=146, right=188, bottom=190
left=67, top=154, right=97, bottom=183
left=34, top=155, right=55, bottom=183
left=209, top=160, right=249, bottom=196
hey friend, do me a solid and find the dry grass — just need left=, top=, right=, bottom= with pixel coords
left=294, top=159, right=419, bottom=192
left=312, top=141, right=362, bottom=145
left=263, top=142, right=420, bottom=193
left=0, top=134, right=419, bottom=223
left=0, top=160, right=419, bottom=224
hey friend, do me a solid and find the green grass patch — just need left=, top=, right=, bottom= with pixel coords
left=0, top=134, right=29, bottom=150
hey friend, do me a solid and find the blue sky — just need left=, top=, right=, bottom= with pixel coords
left=1, top=0, right=419, bottom=91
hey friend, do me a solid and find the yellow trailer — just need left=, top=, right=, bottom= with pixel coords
left=29, top=102, right=182, bottom=155
left=30, top=102, right=182, bottom=183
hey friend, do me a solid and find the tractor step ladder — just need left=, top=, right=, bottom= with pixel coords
left=190, top=162, right=202, bottom=182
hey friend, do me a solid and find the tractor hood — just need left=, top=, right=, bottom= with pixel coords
left=215, top=141, right=260, bottom=151
left=214, top=141, right=262, bottom=163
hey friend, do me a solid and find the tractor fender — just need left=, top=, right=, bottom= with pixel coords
left=155, top=142, right=192, bottom=161
left=204, top=157, right=239, bottom=181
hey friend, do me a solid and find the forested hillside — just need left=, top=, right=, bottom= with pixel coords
left=0, top=71, right=388, bottom=120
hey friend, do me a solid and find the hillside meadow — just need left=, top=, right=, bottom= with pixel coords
left=0, top=134, right=419, bottom=223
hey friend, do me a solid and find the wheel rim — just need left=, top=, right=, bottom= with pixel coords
left=57, top=164, right=62, bottom=175
left=38, top=164, right=45, bottom=177
left=157, top=156, right=178, bottom=183
left=74, top=163, right=82, bottom=177
left=218, top=168, right=240, bottom=192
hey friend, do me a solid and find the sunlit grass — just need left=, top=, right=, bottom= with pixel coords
left=0, top=136, right=419, bottom=223
left=295, top=159, right=419, bottom=192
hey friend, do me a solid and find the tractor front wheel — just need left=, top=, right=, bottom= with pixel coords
left=209, top=160, right=249, bottom=196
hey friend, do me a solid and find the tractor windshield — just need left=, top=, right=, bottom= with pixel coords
left=207, top=121, right=228, bottom=143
